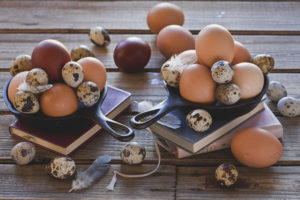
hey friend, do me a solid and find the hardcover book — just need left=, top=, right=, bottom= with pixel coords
left=9, top=86, right=131, bottom=155
left=150, top=101, right=265, bottom=154
left=155, top=103, right=283, bottom=158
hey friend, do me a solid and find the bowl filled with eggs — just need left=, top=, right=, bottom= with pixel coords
left=131, top=24, right=271, bottom=129
left=4, top=39, right=134, bottom=141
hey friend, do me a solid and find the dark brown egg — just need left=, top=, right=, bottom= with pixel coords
left=31, top=39, right=71, bottom=82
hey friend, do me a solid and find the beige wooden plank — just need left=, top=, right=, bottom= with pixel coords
left=0, top=1, right=300, bottom=32
left=0, top=164, right=175, bottom=199
left=0, top=34, right=300, bottom=71
left=176, top=166, right=300, bottom=199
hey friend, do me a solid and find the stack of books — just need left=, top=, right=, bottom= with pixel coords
left=150, top=102, right=283, bottom=159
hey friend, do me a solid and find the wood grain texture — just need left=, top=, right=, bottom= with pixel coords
left=0, top=34, right=300, bottom=71
left=0, top=1, right=300, bottom=33
left=176, top=166, right=300, bottom=199
left=0, top=164, right=175, bottom=199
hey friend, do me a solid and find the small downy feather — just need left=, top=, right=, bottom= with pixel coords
left=69, top=155, right=111, bottom=192
left=18, top=81, right=52, bottom=94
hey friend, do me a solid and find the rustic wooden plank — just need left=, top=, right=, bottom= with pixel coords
left=0, top=34, right=300, bottom=71
left=176, top=166, right=300, bottom=199
left=0, top=1, right=300, bottom=32
left=0, top=164, right=175, bottom=199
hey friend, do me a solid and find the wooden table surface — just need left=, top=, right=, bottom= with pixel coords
left=0, top=0, right=300, bottom=199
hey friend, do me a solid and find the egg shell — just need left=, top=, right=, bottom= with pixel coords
left=215, top=84, right=240, bottom=105
left=48, top=157, right=76, bottom=179
left=253, top=54, right=275, bottom=74
left=215, top=163, right=238, bottom=187
left=196, top=24, right=234, bottom=67
left=231, top=127, right=282, bottom=168
left=89, top=27, right=111, bottom=47
left=147, top=2, right=184, bottom=34
left=8, top=71, right=28, bottom=104
left=62, top=61, right=84, bottom=88
left=186, top=109, right=212, bottom=132
left=277, top=96, right=300, bottom=117
left=76, top=81, right=100, bottom=107
left=120, top=142, right=146, bottom=165
left=10, top=55, right=33, bottom=76
left=40, top=83, right=78, bottom=117
left=211, top=60, right=234, bottom=84
left=14, top=91, right=40, bottom=114
left=77, top=57, right=106, bottom=91
left=71, top=45, right=95, bottom=61
left=31, top=39, right=71, bottom=82
left=157, top=25, right=195, bottom=59
left=266, top=81, right=287, bottom=102
left=11, top=142, right=36, bottom=165
left=179, top=64, right=216, bottom=103
left=231, top=41, right=252, bottom=65
left=231, top=62, right=264, bottom=99
left=26, top=68, right=49, bottom=86
left=161, top=64, right=181, bottom=87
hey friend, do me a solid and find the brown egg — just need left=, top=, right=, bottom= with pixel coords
left=231, top=41, right=252, bottom=65
left=8, top=71, right=28, bottom=103
left=157, top=25, right=195, bottom=59
left=231, top=127, right=282, bottom=168
left=40, top=83, right=78, bottom=117
left=147, top=2, right=184, bottom=34
left=31, top=39, right=71, bottom=82
left=196, top=24, right=234, bottom=67
left=77, top=57, right=106, bottom=91
left=179, top=64, right=216, bottom=103
left=231, top=62, right=264, bottom=99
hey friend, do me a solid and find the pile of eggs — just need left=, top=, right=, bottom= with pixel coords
left=8, top=39, right=107, bottom=117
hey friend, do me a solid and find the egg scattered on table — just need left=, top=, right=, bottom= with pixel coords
left=211, top=60, right=234, bottom=84
left=89, top=26, right=111, bottom=47
left=147, top=2, right=184, bottom=34
left=215, top=84, right=240, bottom=105
left=76, top=81, right=100, bottom=107
left=71, top=45, right=95, bottom=61
left=10, top=55, right=33, bottom=76
left=13, top=91, right=40, bottom=114
left=186, top=109, right=212, bottom=132
left=62, top=61, right=84, bottom=88
left=26, top=68, right=49, bottom=86
left=253, top=54, right=274, bottom=74
left=266, top=81, right=287, bottom=102
left=120, top=142, right=146, bottom=165
left=11, top=142, right=36, bottom=165
left=215, top=163, right=238, bottom=187
left=48, top=157, right=76, bottom=179
left=277, top=96, right=300, bottom=117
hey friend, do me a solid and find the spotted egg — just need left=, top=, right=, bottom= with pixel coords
left=253, top=54, right=274, bottom=74
left=89, top=26, right=111, bottom=47
left=10, top=55, right=33, bottom=76
left=76, top=81, right=100, bottom=107
left=277, top=96, right=300, bottom=117
left=211, top=60, right=234, bottom=84
left=62, top=61, right=84, bottom=88
left=186, top=109, right=212, bottom=132
left=215, top=83, right=241, bottom=105
left=266, top=81, right=287, bottom=102
left=26, top=68, right=49, bottom=86
left=71, top=45, right=95, bottom=61
left=120, top=142, right=146, bottom=165
left=13, top=91, right=40, bottom=114
left=161, top=61, right=182, bottom=87
left=48, top=157, right=76, bottom=179
left=11, top=142, right=36, bottom=165
left=215, top=163, right=238, bottom=187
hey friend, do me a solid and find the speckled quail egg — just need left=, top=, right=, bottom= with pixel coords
left=13, top=91, right=40, bottom=114
left=277, top=96, right=300, bottom=117
left=120, top=142, right=146, bottom=165
left=10, top=54, right=33, bottom=76
left=215, top=83, right=241, bottom=105
left=76, top=81, right=100, bottom=107
left=11, top=142, right=36, bottom=165
left=71, top=45, right=95, bottom=61
left=62, top=61, right=84, bottom=88
left=89, top=26, right=111, bottom=47
left=215, top=163, right=238, bottom=187
left=161, top=61, right=182, bottom=87
left=253, top=54, right=274, bottom=74
left=48, top=157, right=76, bottom=179
left=26, top=68, right=49, bottom=86
left=211, top=60, right=234, bottom=84
left=186, top=109, right=212, bottom=132
left=266, top=81, right=287, bottom=102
